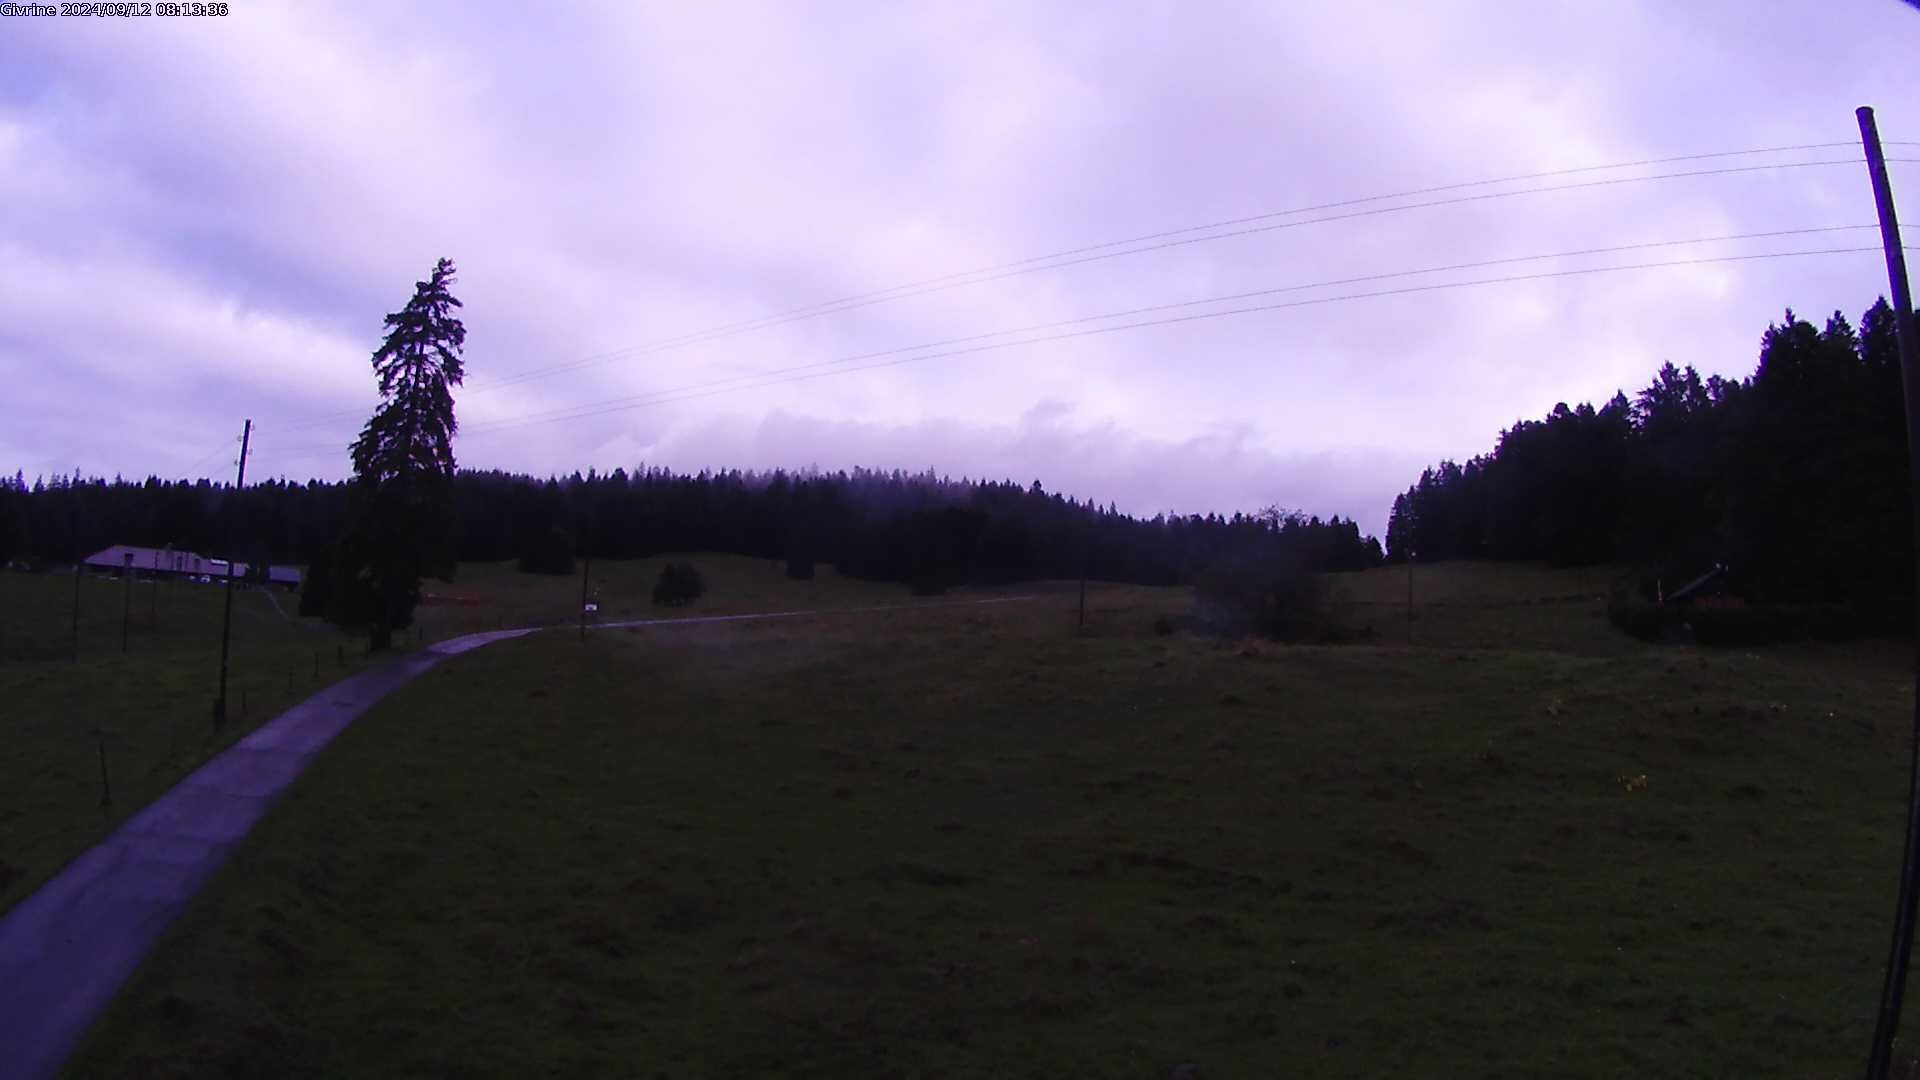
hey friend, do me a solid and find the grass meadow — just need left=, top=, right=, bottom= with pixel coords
left=0, top=557, right=904, bottom=916
left=0, top=568, right=412, bottom=914
left=40, top=559, right=1920, bottom=1076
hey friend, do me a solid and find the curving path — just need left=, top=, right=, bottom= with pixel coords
left=0, top=596, right=1031, bottom=1079
left=0, top=629, right=533, bottom=1080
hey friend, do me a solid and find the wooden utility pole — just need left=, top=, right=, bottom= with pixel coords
left=212, top=420, right=251, bottom=732
left=1406, top=551, right=1415, bottom=646
left=148, top=545, right=160, bottom=627
left=69, top=501, right=81, bottom=663
left=1077, top=524, right=1089, bottom=635
left=1858, top=104, right=1920, bottom=1080
left=579, top=516, right=593, bottom=642
left=70, top=556, right=81, bottom=662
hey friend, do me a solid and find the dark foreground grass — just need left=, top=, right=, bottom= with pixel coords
left=65, top=573, right=1920, bottom=1076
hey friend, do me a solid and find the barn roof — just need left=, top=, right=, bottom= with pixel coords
left=82, top=545, right=211, bottom=571
left=81, top=545, right=300, bottom=584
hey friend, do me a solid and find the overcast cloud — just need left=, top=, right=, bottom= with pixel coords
left=4, top=0, right=1919, bottom=536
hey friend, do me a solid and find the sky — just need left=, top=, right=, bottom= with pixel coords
left=3, top=1, right=1920, bottom=539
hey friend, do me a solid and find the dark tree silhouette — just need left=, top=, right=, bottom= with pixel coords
left=653, top=561, right=706, bottom=606
left=334, top=258, right=466, bottom=650
left=298, top=549, right=332, bottom=616
left=1387, top=297, right=1918, bottom=634
left=7, top=467, right=1387, bottom=597
left=0, top=472, right=21, bottom=565
left=517, top=525, right=576, bottom=576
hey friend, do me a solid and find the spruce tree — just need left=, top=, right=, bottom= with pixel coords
left=336, top=258, right=466, bottom=650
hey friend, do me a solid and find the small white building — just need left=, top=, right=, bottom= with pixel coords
left=83, top=544, right=214, bottom=578
left=82, top=545, right=303, bottom=590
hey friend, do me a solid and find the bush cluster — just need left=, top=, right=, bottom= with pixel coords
left=652, top=561, right=706, bottom=607
left=1192, top=546, right=1344, bottom=642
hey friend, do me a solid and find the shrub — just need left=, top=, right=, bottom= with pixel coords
left=652, top=561, right=706, bottom=607
left=785, top=556, right=816, bottom=581
left=1151, top=613, right=1176, bottom=636
left=908, top=572, right=948, bottom=597
left=1192, top=546, right=1340, bottom=642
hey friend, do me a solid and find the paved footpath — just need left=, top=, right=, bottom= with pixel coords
left=0, top=596, right=1030, bottom=1079
left=0, top=629, right=533, bottom=1080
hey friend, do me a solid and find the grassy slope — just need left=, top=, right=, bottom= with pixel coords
left=410, top=555, right=921, bottom=637
left=1328, top=561, right=1629, bottom=654
left=0, top=555, right=879, bottom=916
left=64, top=561, right=1920, bottom=1077
left=0, top=571, right=421, bottom=913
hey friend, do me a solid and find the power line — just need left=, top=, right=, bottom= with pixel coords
left=426, top=227, right=1889, bottom=436
left=176, top=434, right=243, bottom=477
left=257, top=242, right=1885, bottom=462
left=467, top=158, right=1886, bottom=392
left=272, top=146, right=1905, bottom=431
left=459, top=245, right=1885, bottom=436
left=457, top=145, right=1897, bottom=391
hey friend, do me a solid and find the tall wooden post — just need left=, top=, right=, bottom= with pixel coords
left=69, top=503, right=81, bottom=663
left=213, top=420, right=251, bottom=732
left=580, top=556, right=591, bottom=640
left=579, top=518, right=593, bottom=642
left=1857, top=105, right=1920, bottom=1080
left=1077, top=526, right=1089, bottom=635
left=70, top=555, right=82, bottom=663
left=1406, top=551, right=1415, bottom=646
